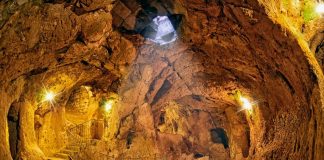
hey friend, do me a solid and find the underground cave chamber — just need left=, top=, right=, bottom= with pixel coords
left=1, top=0, right=324, bottom=159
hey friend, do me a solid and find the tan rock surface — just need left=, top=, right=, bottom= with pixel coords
left=0, top=0, right=323, bottom=160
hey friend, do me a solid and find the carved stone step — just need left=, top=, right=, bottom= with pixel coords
left=53, top=153, right=70, bottom=159
left=46, top=156, right=69, bottom=160
left=61, top=149, right=79, bottom=155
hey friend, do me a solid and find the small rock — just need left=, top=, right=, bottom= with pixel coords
left=17, top=0, right=28, bottom=6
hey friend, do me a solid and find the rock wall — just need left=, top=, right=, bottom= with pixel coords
left=0, top=0, right=323, bottom=160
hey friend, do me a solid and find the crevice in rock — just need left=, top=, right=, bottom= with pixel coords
left=276, top=70, right=295, bottom=94
left=126, top=131, right=135, bottom=149
left=25, top=67, right=49, bottom=77
left=194, top=153, right=204, bottom=158
left=76, top=32, right=86, bottom=44
left=55, top=46, right=70, bottom=54
left=210, top=128, right=229, bottom=148
left=7, top=102, right=20, bottom=160
left=151, top=79, right=172, bottom=105
left=80, top=60, right=89, bottom=66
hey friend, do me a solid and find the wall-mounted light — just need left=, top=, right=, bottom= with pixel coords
left=316, top=3, right=324, bottom=14
left=239, top=96, right=253, bottom=111
left=234, top=91, right=255, bottom=114
left=39, top=88, right=58, bottom=107
left=41, top=89, right=57, bottom=104
left=44, top=91, right=55, bottom=102
left=104, top=100, right=113, bottom=112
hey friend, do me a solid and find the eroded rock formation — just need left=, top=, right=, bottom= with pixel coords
left=0, top=0, right=324, bottom=160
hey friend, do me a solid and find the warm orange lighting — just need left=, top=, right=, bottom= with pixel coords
left=40, top=88, right=58, bottom=106
left=240, top=96, right=252, bottom=111
left=45, top=91, right=55, bottom=102
left=237, top=95, right=255, bottom=114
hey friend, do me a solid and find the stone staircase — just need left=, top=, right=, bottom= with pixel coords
left=46, top=142, right=82, bottom=160
left=46, top=119, right=103, bottom=160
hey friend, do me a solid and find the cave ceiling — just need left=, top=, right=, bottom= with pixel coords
left=0, top=0, right=324, bottom=160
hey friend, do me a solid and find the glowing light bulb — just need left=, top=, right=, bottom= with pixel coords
left=240, top=96, right=252, bottom=111
left=44, top=91, right=55, bottom=102
left=316, top=3, right=324, bottom=14
left=104, top=101, right=113, bottom=112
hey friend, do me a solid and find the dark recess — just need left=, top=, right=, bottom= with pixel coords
left=151, top=79, right=172, bottom=105
left=210, top=128, right=229, bottom=149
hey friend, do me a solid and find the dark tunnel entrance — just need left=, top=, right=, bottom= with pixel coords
left=7, top=103, right=20, bottom=159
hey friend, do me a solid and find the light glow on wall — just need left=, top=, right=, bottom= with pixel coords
left=316, top=3, right=324, bottom=14
left=104, top=100, right=114, bottom=112
left=240, top=96, right=253, bottom=111
left=44, top=91, right=55, bottom=102
left=41, top=89, right=58, bottom=106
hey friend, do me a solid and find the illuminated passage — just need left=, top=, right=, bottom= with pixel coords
left=146, top=16, right=178, bottom=45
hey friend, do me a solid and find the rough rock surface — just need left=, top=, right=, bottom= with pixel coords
left=0, top=0, right=324, bottom=160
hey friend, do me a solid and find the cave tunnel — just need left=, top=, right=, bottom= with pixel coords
left=0, top=0, right=324, bottom=160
